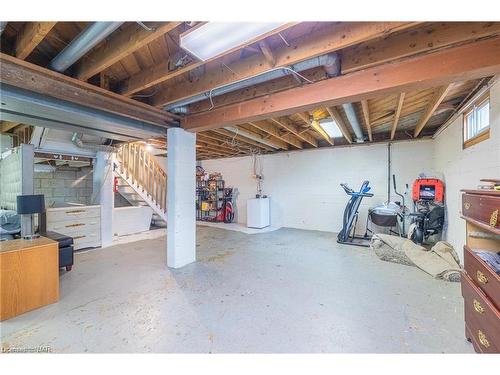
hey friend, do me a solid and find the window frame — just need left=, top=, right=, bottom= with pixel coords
left=463, top=93, right=490, bottom=149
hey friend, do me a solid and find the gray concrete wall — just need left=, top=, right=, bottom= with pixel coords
left=34, top=166, right=93, bottom=208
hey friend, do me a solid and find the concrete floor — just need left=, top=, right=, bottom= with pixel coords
left=0, top=227, right=473, bottom=353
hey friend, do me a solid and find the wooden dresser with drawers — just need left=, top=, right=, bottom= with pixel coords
left=461, top=189, right=500, bottom=353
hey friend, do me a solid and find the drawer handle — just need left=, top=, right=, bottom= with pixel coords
left=66, top=210, right=86, bottom=215
left=473, top=299, right=485, bottom=314
left=478, top=330, right=490, bottom=348
left=66, top=223, right=85, bottom=228
left=73, top=235, right=86, bottom=240
left=490, top=209, right=498, bottom=227
left=477, top=270, right=488, bottom=285
left=464, top=202, right=471, bottom=210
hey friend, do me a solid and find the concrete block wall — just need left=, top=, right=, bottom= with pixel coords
left=201, top=139, right=435, bottom=233
left=34, top=166, right=94, bottom=208
left=201, top=81, right=500, bottom=262
left=433, top=81, right=500, bottom=260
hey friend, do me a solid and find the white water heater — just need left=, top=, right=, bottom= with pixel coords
left=246, top=197, right=270, bottom=229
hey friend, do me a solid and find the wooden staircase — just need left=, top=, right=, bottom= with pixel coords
left=114, top=142, right=167, bottom=223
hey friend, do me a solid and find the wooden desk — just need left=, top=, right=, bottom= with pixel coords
left=0, top=237, right=59, bottom=321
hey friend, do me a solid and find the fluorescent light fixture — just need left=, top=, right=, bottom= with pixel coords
left=180, top=22, right=287, bottom=61
left=319, top=118, right=343, bottom=138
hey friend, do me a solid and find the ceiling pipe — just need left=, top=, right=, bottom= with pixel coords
left=49, top=22, right=123, bottom=72
left=0, top=21, right=8, bottom=36
left=165, top=52, right=341, bottom=112
left=72, top=132, right=117, bottom=153
left=223, top=126, right=280, bottom=150
left=342, top=103, right=365, bottom=143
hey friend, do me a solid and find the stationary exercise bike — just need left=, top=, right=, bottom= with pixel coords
left=337, top=180, right=374, bottom=247
left=407, top=178, right=445, bottom=245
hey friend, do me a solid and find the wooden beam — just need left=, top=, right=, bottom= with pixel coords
left=325, top=107, right=353, bottom=144
left=15, top=22, right=57, bottom=60
left=297, top=112, right=334, bottom=145
left=1, top=121, right=20, bottom=132
left=181, top=37, right=500, bottom=132
left=0, top=53, right=177, bottom=127
left=249, top=121, right=303, bottom=149
left=342, top=22, right=500, bottom=74
left=75, top=22, right=182, bottom=81
left=391, top=93, right=406, bottom=140
left=414, top=85, right=452, bottom=137
left=258, top=40, right=275, bottom=67
left=118, top=23, right=297, bottom=96
left=210, top=129, right=275, bottom=152
left=233, top=125, right=289, bottom=150
left=270, top=117, right=318, bottom=147
left=152, top=22, right=419, bottom=107
left=360, top=100, right=373, bottom=142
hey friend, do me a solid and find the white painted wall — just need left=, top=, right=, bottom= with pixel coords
left=201, top=83, right=500, bottom=262
left=433, top=82, right=500, bottom=260
left=113, top=206, right=153, bottom=237
left=201, top=139, right=435, bottom=233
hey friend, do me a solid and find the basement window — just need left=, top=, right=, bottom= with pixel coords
left=463, top=94, right=490, bottom=148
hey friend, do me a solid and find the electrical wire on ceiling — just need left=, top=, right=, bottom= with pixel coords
left=207, top=66, right=314, bottom=110
left=278, top=32, right=290, bottom=47
left=131, top=89, right=158, bottom=98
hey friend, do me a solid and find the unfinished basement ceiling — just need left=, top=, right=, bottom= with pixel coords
left=1, top=21, right=499, bottom=159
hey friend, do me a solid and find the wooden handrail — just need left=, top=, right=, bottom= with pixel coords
left=117, top=142, right=167, bottom=212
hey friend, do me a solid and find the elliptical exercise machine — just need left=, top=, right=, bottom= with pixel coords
left=337, top=180, right=374, bottom=247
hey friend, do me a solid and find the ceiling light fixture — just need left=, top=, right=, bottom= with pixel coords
left=318, top=118, right=343, bottom=139
left=180, top=22, right=288, bottom=61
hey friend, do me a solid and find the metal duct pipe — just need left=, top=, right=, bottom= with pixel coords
left=50, top=22, right=122, bottom=72
left=0, top=21, right=8, bottom=36
left=342, top=103, right=364, bottom=143
left=72, top=132, right=117, bottom=153
left=224, top=126, right=280, bottom=150
left=165, top=52, right=341, bottom=111
left=1, top=84, right=166, bottom=141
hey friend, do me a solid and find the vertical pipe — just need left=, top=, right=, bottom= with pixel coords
left=387, top=143, right=391, bottom=203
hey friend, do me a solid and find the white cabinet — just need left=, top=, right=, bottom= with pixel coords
left=247, top=197, right=270, bottom=229
left=46, top=205, right=101, bottom=250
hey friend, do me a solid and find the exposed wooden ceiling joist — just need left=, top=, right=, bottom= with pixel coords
left=181, top=37, right=500, bottom=132
left=342, top=22, right=500, bottom=74
left=258, top=40, right=276, bottom=67
left=118, top=23, right=297, bottom=96
left=15, top=22, right=57, bottom=60
left=297, top=112, right=334, bottom=145
left=249, top=120, right=303, bottom=149
left=210, top=129, right=275, bottom=152
left=0, top=121, right=20, bottom=132
left=414, top=85, right=452, bottom=137
left=151, top=22, right=419, bottom=107
left=390, top=93, right=406, bottom=140
left=270, top=117, right=318, bottom=147
left=0, top=53, right=177, bottom=127
left=236, top=124, right=290, bottom=150
left=360, top=100, right=373, bottom=142
left=75, top=22, right=182, bottom=81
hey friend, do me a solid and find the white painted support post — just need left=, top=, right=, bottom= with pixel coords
left=20, top=144, right=34, bottom=238
left=93, top=151, right=114, bottom=247
left=167, top=127, right=196, bottom=268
